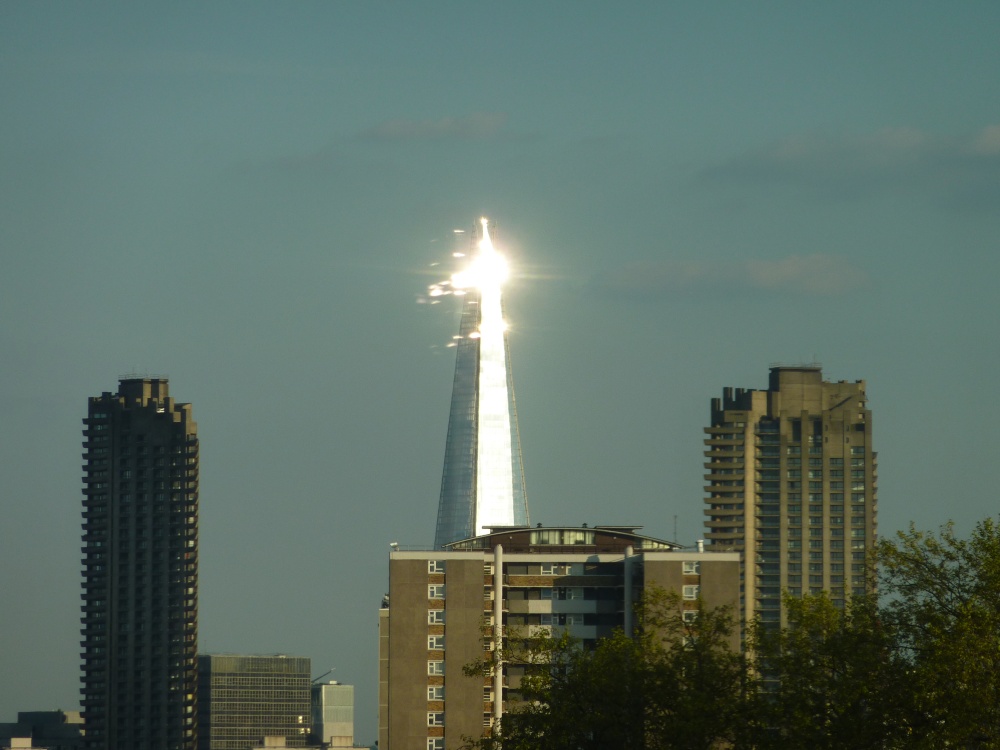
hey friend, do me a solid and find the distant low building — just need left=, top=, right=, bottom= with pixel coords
left=310, top=682, right=353, bottom=748
left=198, top=655, right=311, bottom=750
left=0, top=710, right=82, bottom=750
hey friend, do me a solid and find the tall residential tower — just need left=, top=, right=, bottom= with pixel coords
left=434, top=219, right=529, bottom=548
left=81, top=378, right=199, bottom=750
left=703, top=366, right=877, bottom=629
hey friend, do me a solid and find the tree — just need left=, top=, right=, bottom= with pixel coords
left=878, top=519, right=1000, bottom=749
left=641, top=589, right=750, bottom=750
left=749, top=592, right=911, bottom=749
left=463, top=589, right=748, bottom=750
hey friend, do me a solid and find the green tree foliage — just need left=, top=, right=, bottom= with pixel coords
left=463, top=590, right=748, bottom=750
left=749, top=593, right=911, bottom=749
left=641, top=590, right=749, bottom=749
left=461, top=518, right=1000, bottom=749
left=878, top=519, right=1000, bottom=749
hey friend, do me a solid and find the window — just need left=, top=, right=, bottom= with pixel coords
left=428, top=636, right=445, bottom=650
left=682, top=585, right=700, bottom=600
left=428, top=610, right=445, bottom=624
left=427, top=712, right=444, bottom=726
left=428, top=739, right=444, bottom=750
left=851, top=446, right=865, bottom=455
left=428, top=584, right=445, bottom=599
left=530, top=529, right=594, bottom=545
left=428, top=560, right=444, bottom=574
left=682, top=610, right=699, bottom=623
left=427, top=661, right=445, bottom=676
left=428, top=685, right=444, bottom=701
left=682, top=561, right=701, bottom=575
left=540, top=563, right=565, bottom=575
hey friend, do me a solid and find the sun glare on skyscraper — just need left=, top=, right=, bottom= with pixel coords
left=433, top=218, right=529, bottom=548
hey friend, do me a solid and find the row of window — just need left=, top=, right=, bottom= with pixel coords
left=427, top=561, right=496, bottom=574
left=756, top=456, right=865, bottom=468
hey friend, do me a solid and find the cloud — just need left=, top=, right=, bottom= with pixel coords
left=593, top=254, right=868, bottom=299
left=700, top=125, right=1000, bottom=211
left=360, top=112, right=508, bottom=142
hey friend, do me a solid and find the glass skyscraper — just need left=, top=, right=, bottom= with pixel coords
left=434, top=220, right=529, bottom=548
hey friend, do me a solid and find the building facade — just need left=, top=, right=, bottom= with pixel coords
left=198, top=655, right=311, bottom=750
left=309, top=682, right=353, bottom=748
left=80, top=378, right=199, bottom=750
left=703, top=366, right=878, bottom=629
left=378, top=525, right=740, bottom=750
left=434, top=219, right=529, bottom=548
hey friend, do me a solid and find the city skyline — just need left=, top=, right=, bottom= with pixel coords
left=2, top=3, right=999, bottom=743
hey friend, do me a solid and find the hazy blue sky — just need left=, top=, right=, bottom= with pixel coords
left=2, top=2, right=999, bottom=741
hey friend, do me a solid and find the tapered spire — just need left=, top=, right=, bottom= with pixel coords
left=434, top=219, right=528, bottom=548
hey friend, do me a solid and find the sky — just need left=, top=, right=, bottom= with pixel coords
left=1, top=1, right=999, bottom=742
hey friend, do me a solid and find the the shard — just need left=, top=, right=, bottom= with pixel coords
left=434, top=218, right=529, bottom=548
